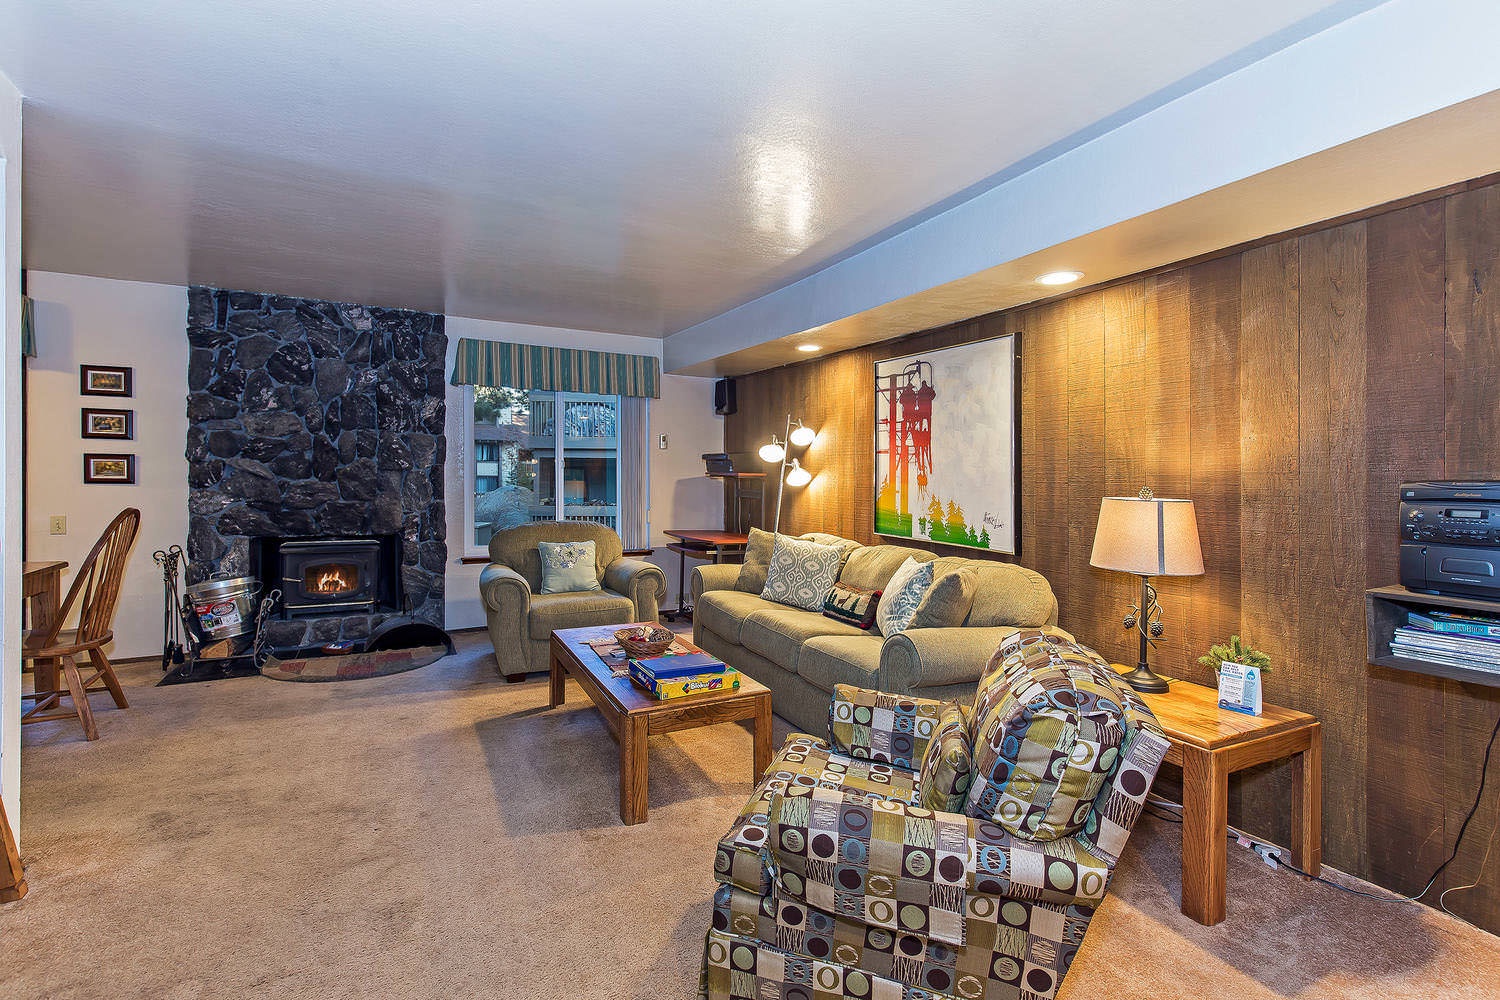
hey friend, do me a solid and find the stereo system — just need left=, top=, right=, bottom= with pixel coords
left=1399, top=481, right=1500, bottom=599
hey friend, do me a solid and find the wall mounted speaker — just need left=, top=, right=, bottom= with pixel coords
left=714, top=378, right=737, bottom=416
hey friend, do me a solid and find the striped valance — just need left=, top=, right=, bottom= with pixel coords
left=450, top=338, right=660, bottom=398
left=20, top=295, right=36, bottom=358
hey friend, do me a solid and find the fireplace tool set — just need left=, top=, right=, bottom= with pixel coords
left=153, top=546, right=280, bottom=685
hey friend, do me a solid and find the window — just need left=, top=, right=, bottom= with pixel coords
left=465, top=385, right=621, bottom=551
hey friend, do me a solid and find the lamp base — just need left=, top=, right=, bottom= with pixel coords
left=1112, top=662, right=1171, bottom=694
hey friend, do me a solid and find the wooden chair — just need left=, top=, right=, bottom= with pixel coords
left=22, top=508, right=141, bottom=741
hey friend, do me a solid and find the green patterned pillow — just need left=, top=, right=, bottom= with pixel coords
left=760, top=535, right=844, bottom=611
left=916, top=702, right=974, bottom=813
left=537, top=539, right=602, bottom=594
left=874, top=557, right=934, bottom=636
left=965, top=629, right=1127, bottom=841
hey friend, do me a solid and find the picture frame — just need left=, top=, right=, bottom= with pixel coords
left=81, top=407, right=134, bottom=440
left=873, top=332, right=1022, bottom=555
left=80, top=364, right=133, bottom=397
left=83, top=453, right=136, bottom=485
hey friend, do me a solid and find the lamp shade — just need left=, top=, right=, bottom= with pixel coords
left=758, top=438, right=785, bottom=463
left=784, top=458, right=811, bottom=487
left=1090, top=496, right=1204, bottom=577
left=789, top=420, right=816, bottom=447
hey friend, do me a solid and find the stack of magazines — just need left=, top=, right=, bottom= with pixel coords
left=1392, top=610, right=1500, bottom=673
left=628, top=650, right=739, bottom=700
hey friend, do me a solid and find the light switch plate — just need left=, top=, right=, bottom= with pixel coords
left=658, top=434, right=668, bottom=450
left=49, top=515, right=67, bottom=535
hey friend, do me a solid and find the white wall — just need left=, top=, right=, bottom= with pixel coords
left=0, top=68, right=21, bottom=841
left=442, top=316, right=723, bottom=629
left=24, top=273, right=190, bottom=661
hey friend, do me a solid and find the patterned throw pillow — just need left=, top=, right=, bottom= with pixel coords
left=916, top=702, right=975, bottom=813
left=760, top=535, right=844, bottom=611
left=537, top=539, right=602, bottom=594
left=821, top=582, right=881, bottom=629
left=965, top=629, right=1128, bottom=841
left=874, top=557, right=935, bottom=636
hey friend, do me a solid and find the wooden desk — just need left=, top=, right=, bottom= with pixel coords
left=1133, top=677, right=1321, bottom=926
left=23, top=560, right=69, bottom=695
left=661, top=529, right=750, bottom=623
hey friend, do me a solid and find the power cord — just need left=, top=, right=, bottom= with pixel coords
left=1142, top=707, right=1500, bottom=907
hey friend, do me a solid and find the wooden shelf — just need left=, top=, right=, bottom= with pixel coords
left=1366, top=585, right=1500, bottom=688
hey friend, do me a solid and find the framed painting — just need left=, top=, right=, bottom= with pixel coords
left=81, top=407, right=134, bottom=440
left=80, top=364, right=133, bottom=397
left=873, top=333, right=1020, bottom=554
left=83, top=453, right=136, bottom=485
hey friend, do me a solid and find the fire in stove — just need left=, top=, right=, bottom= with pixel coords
left=306, top=563, right=358, bottom=595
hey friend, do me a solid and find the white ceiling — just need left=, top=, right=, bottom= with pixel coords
left=1, top=1, right=1378, bottom=340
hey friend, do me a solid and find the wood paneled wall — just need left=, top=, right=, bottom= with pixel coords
left=725, top=179, right=1500, bottom=931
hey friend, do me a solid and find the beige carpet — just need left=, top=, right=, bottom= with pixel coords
left=3, top=632, right=1497, bottom=999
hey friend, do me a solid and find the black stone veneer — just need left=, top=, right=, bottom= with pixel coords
left=185, top=287, right=447, bottom=647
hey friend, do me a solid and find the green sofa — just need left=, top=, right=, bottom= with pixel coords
left=691, top=531, right=1062, bottom=734
left=479, top=522, right=666, bottom=680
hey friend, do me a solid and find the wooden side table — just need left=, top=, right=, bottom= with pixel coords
left=1131, top=677, right=1322, bottom=926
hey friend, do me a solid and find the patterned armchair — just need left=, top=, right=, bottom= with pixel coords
left=700, top=629, right=1169, bottom=1000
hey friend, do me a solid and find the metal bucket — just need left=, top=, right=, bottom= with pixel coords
left=186, top=576, right=260, bottom=641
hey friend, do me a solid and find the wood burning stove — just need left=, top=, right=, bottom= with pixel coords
left=278, top=538, right=382, bottom=617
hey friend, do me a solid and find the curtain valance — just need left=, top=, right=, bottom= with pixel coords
left=450, top=338, right=660, bottom=398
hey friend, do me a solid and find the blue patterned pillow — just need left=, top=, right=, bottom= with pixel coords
left=761, top=535, right=844, bottom=611
left=538, top=540, right=602, bottom=594
left=875, top=557, right=935, bottom=636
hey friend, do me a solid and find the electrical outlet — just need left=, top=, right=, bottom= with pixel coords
left=658, top=434, right=668, bottom=450
left=49, top=515, right=67, bottom=535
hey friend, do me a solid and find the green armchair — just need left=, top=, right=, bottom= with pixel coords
left=701, top=629, right=1169, bottom=1000
left=479, top=522, right=666, bottom=681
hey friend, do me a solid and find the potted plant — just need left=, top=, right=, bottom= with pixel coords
left=1197, top=635, right=1272, bottom=676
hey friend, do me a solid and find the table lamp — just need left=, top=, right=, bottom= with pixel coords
left=1089, top=488, right=1204, bottom=693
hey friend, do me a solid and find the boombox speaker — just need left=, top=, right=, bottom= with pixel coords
left=714, top=378, right=737, bottom=416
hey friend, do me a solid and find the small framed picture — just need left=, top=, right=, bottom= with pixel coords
left=81, top=407, right=134, bottom=440
left=83, top=453, right=136, bottom=485
left=80, top=364, right=133, bottom=397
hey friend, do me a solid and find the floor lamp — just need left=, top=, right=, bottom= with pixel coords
left=760, top=415, right=815, bottom=533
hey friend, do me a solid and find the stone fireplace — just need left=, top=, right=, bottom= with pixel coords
left=185, top=288, right=447, bottom=650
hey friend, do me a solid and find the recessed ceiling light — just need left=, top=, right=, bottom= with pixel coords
left=1036, top=270, right=1084, bottom=286
left=796, top=343, right=821, bottom=353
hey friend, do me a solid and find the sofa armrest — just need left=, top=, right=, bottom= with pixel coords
left=479, top=563, right=530, bottom=638
left=880, top=625, right=1075, bottom=692
left=602, top=557, right=667, bottom=622
left=827, top=684, right=952, bottom=770
left=767, top=785, right=1112, bottom=947
left=691, top=563, right=742, bottom=605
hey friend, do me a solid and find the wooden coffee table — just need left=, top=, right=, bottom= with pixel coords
left=549, top=624, right=773, bottom=825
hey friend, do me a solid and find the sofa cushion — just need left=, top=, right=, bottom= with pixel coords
left=953, top=558, right=1058, bottom=627
left=838, top=544, right=935, bottom=592
left=875, top=557, right=935, bottom=637
left=965, top=630, right=1128, bottom=841
left=733, top=527, right=777, bottom=594
left=526, top=589, right=635, bottom=639
left=797, top=635, right=884, bottom=694
left=822, top=581, right=881, bottom=630
left=910, top=566, right=978, bottom=629
left=916, top=702, right=975, bottom=813
left=695, top=589, right=771, bottom=645
left=740, top=606, right=867, bottom=673
left=538, top=539, right=603, bottom=594
left=761, top=535, right=845, bottom=611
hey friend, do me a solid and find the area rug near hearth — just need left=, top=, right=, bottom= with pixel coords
left=260, top=645, right=448, bottom=682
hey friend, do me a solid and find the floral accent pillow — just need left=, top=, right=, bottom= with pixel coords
left=875, top=557, right=935, bottom=636
left=538, top=540, right=602, bottom=594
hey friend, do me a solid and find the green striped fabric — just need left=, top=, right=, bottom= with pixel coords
left=449, top=338, right=660, bottom=398
left=20, top=295, right=36, bottom=358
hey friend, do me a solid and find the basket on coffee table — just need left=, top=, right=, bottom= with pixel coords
left=615, top=625, right=675, bottom=658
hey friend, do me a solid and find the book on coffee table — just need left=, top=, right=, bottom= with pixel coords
left=629, top=650, right=726, bottom=681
